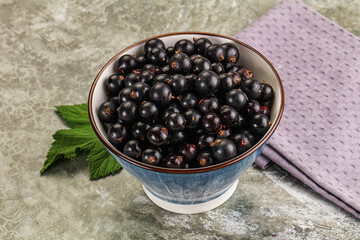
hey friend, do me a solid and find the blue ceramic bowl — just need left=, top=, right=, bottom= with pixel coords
left=88, top=32, right=284, bottom=214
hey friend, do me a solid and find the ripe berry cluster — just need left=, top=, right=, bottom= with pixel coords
left=98, top=37, right=274, bottom=169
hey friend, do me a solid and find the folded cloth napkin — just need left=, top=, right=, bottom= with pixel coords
left=234, top=0, right=360, bottom=219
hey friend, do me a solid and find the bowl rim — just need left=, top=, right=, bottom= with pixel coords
left=88, top=31, right=285, bottom=174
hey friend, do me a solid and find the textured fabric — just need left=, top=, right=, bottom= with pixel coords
left=234, top=0, right=360, bottom=219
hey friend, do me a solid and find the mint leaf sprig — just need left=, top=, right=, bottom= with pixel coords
left=40, top=103, right=121, bottom=180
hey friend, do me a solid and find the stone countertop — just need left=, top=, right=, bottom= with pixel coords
left=0, top=0, right=359, bottom=239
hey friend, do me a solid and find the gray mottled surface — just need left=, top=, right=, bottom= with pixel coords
left=0, top=0, right=359, bottom=239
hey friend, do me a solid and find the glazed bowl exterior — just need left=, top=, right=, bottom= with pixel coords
left=88, top=32, right=284, bottom=213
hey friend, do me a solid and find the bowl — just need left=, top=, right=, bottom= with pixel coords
left=88, top=32, right=284, bottom=214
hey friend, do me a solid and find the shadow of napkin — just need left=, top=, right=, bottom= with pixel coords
left=234, top=0, right=360, bottom=219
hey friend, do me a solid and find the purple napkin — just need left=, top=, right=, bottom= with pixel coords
left=234, top=0, right=360, bottom=219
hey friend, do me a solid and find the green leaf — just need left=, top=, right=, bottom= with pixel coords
left=88, top=143, right=122, bottom=180
left=40, top=125, right=98, bottom=174
left=41, top=103, right=122, bottom=180
left=56, top=103, right=90, bottom=128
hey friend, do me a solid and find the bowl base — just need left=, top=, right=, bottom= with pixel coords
left=142, top=180, right=238, bottom=214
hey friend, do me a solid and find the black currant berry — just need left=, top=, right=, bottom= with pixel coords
left=118, top=87, right=132, bottom=104
left=238, top=67, right=253, bottom=81
left=142, top=148, right=162, bottom=166
left=132, top=121, right=151, bottom=141
left=225, top=63, right=241, bottom=72
left=148, top=47, right=168, bottom=66
left=98, top=101, right=117, bottom=123
left=205, top=44, right=225, bottom=62
left=193, top=37, right=212, bottom=56
left=153, top=74, right=171, bottom=84
left=166, top=46, right=175, bottom=58
left=198, top=97, right=219, bottom=114
left=107, top=122, right=128, bottom=148
left=123, top=139, right=142, bottom=159
left=212, top=139, right=237, bottom=162
left=185, top=74, right=197, bottom=91
left=139, top=70, right=155, bottom=84
left=233, top=133, right=252, bottom=154
left=147, top=124, right=170, bottom=146
left=221, top=43, right=239, bottom=63
left=241, top=129, right=258, bottom=145
left=192, top=57, right=211, bottom=74
left=130, top=82, right=150, bottom=102
left=174, top=39, right=194, bottom=56
left=250, top=114, right=270, bottom=135
left=202, top=113, right=221, bottom=133
left=190, top=54, right=202, bottom=62
left=136, top=55, right=147, bottom=69
left=259, top=82, right=274, bottom=103
left=169, top=53, right=192, bottom=74
left=219, top=105, right=239, bottom=127
left=197, top=134, right=215, bottom=150
left=228, top=71, right=242, bottom=87
left=195, top=70, right=220, bottom=96
left=117, top=54, right=137, bottom=74
left=124, top=72, right=140, bottom=87
left=179, top=93, right=198, bottom=110
left=149, top=83, right=173, bottom=106
left=165, top=112, right=186, bottom=132
left=231, top=113, right=246, bottom=130
left=196, top=151, right=214, bottom=167
left=143, top=64, right=160, bottom=75
left=164, top=154, right=183, bottom=168
left=118, top=100, right=138, bottom=123
left=178, top=143, right=197, bottom=161
left=162, top=103, right=182, bottom=121
left=219, top=73, right=235, bottom=92
left=106, top=74, right=124, bottom=95
left=261, top=105, right=271, bottom=118
left=211, top=62, right=225, bottom=74
left=246, top=99, right=262, bottom=115
left=241, top=79, right=263, bottom=100
left=184, top=109, right=202, bottom=129
left=225, top=89, right=248, bottom=110
left=167, top=74, right=187, bottom=95
left=144, top=38, right=165, bottom=56
left=108, top=96, right=120, bottom=108
left=139, top=101, right=159, bottom=121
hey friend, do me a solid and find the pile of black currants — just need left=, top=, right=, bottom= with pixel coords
left=98, top=37, right=274, bottom=169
